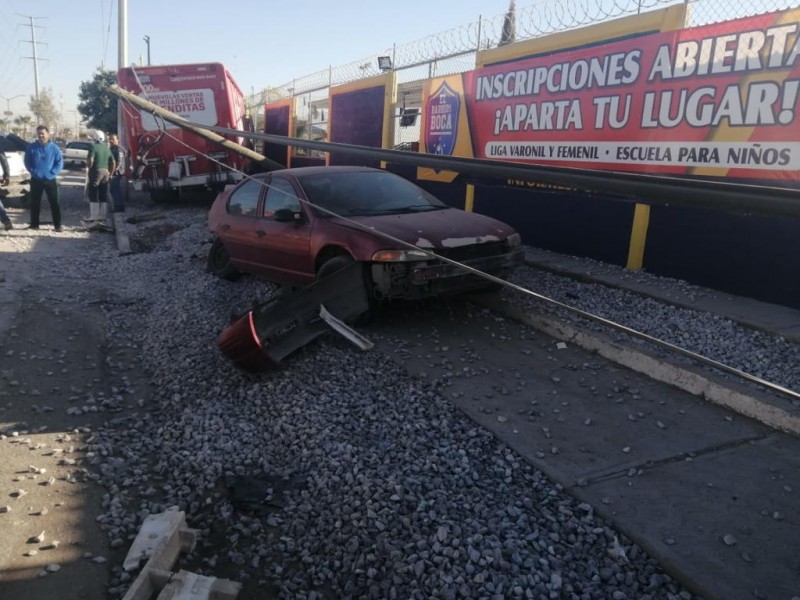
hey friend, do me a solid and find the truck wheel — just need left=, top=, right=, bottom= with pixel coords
left=207, top=238, right=241, bottom=281
left=316, top=255, right=374, bottom=324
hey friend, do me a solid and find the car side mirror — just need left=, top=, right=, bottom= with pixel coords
left=273, top=208, right=304, bottom=223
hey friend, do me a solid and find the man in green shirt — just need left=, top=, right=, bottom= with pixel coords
left=85, top=130, right=116, bottom=223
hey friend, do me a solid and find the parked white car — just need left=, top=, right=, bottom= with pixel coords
left=63, top=140, right=92, bottom=168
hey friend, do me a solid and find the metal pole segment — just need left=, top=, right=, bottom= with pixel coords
left=204, top=125, right=800, bottom=221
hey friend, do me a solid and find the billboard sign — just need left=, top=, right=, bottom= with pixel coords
left=462, top=10, right=800, bottom=185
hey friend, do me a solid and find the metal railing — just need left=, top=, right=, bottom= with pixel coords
left=248, top=0, right=797, bottom=107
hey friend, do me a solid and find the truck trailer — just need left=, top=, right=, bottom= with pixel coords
left=117, top=62, right=252, bottom=201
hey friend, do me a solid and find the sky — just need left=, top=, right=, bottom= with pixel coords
left=0, top=0, right=513, bottom=120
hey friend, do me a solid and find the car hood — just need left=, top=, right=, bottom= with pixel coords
left=334, top=208, right=515, bottom=249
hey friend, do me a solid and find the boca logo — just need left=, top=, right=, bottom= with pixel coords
left=425, top=82, right=460, bottom=156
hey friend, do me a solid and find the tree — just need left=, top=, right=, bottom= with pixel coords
left=78, top=68, right=118, bottom=134
left=29, top=88, right=59, bottom=129
left=499, top=0, right=516, bottom=46
left=14, top=115, right=33, bottom=137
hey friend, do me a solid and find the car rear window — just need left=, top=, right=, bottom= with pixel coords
left=67, top=142, right=92, bottom=151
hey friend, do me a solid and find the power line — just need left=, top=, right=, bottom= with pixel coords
left=101, top=0, right=114, bottom=69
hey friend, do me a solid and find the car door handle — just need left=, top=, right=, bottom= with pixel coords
left=256, top=230, right=266, bottom=238
left=220, top=224, right=230, bottom=231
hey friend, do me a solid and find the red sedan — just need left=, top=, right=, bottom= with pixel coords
left=207, top=166, right=523, bottom=302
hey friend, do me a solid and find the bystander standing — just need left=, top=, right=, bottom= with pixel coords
left=108, top=134, right=127, bottom=213
left=84, top=130, right=115, bottom=224
left=23, top=125, right=64, bottom=232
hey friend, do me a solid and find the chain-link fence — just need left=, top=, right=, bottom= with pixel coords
left=246, top=0, right=799, bottom=147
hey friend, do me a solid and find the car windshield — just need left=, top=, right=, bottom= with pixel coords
left=296, top=171, right=448, bottom=217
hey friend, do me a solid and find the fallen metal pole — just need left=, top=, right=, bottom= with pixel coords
left=202, top=124, right=800, bottom=221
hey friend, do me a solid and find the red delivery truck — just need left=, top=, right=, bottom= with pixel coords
left=117, top=62, right=253, bottom=201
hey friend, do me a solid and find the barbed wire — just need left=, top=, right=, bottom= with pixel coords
left=261, top=0, right=686, bottom=102
left=249, top=0, right=798, bottom=111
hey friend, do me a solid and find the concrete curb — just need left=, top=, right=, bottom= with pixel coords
left=472, top=294, right=800, bottom=438
left=113, top=212, right=132, bottom=254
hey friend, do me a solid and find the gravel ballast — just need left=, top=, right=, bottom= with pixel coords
left=505, top=261, right=800, bottom=397
left=13, top=203, right=796, bottom=599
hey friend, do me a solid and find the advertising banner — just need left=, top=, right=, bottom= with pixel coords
left=139, top=89, right=217, bottom=131
left=264, top=100, right=292, bottom=167
left=438, top=10, right=800, bottom=185
left=329, top=82, right=386, bottom=167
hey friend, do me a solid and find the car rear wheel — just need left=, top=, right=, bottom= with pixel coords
left=316, top=255, right=374, bottom=324
left=207, top=238, right=241, bottom=281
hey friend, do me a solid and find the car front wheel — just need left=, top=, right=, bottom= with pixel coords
left=207, top=238, right=241, bottom=281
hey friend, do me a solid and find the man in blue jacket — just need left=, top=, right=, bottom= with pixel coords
left=23, top=125, right=64, bottom=231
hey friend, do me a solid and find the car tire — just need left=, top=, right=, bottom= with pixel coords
left=207, top=238, right=241, bottom=281
left=316, top=255, right=356, bottom=280
left=316, top=255, right=374, bottom=324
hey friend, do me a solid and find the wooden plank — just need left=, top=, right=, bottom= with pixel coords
left=123, top=510, right=197, bottom=572
left=156, top=570, right=241, bottom=600
left=121, top=568, right=171, bottom=600
left=121, top=510, right=234, bottom=600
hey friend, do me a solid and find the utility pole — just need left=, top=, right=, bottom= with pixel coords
left=58, top=92, right=63, bottom=137
left=19, top=15, right=46, bottom=101
left=143, top=35, right=151, bottom=65
left=118, top=0, right=128, bottom=141
left=119, top=0, right=128, bottom=69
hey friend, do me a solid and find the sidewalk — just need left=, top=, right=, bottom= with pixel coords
left=461, top=249, right=800, bottom=600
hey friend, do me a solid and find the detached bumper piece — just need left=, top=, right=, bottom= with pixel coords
left=218, top=262, right=372, bottom=372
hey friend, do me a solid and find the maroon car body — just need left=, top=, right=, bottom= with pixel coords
left=207, top=166, right=523, bottom=301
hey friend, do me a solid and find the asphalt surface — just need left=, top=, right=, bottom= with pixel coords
left=1, top=176, right=799, bottom=600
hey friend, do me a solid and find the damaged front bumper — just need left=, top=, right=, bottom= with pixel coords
left=371, top=247, right=524, bottom=299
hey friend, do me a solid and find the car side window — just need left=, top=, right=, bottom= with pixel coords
left=227, top=179, right=263, bottom=217
left=263, top=178, right=301, bottom=219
